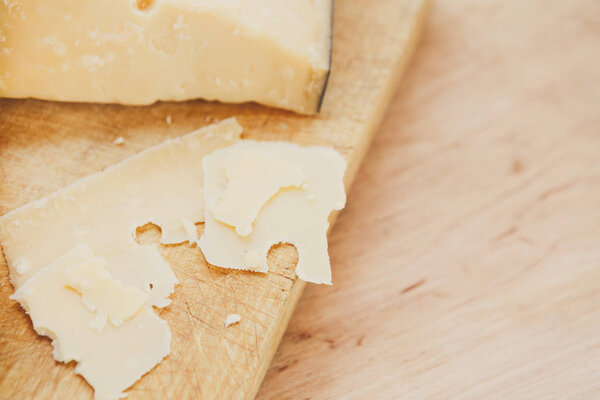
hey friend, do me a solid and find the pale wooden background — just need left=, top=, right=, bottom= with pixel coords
left=0, top=1, right=429, bottom=399
left=258, top=0, right=600, bottom=399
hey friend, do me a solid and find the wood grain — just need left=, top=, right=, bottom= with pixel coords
left=258, top=0, right=600, bottom=399
left=0, top=0, right=429, bottom=399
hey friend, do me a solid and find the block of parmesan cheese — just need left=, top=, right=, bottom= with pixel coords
left=0, top=0, right=333, bottom=114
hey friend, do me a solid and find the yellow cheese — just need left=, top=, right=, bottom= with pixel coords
left=11, top=244, right=170, bottom=400
left=211, top=148, right=306, bottom=236
left=199, top=141, right=346, bottom=284
left=0, top=0, right=333, bottom=114
left=0, top=117, right=345, bottom=399
left=0, top=118, right=241, bottom=295
left=0, top=119, right=241, bottom=398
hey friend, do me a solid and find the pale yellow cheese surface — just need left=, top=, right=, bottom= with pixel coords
left=11, top=244, right=171, bottom=400
left=0, top=119, right=242, bottom=399
left=66, top=256, right=148, bottom=331
left=199, top=141, right=346, bottom=284
left=0, top=0, right=332, bottom=114
left=211, top=148, right=305, bottom=236
left=1, top=118, right=345, bottom=400
left=0, top=118, right=242, bottom=294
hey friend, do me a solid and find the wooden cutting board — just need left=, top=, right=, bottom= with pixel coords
left=0, top=0, right=429, bottom=399
left=258, top=0, right=600, bottom=398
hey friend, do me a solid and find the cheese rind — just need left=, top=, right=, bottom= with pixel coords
left=0, top=0, right=333, bottom=114
left=11, top=245, right=171, bottom=400
left=199, top=141, right=346, bottom=284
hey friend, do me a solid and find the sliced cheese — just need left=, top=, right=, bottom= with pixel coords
left=0, top=0, right=333, bottom=114
left=0, top=118, right=242, bottom=295
left=211, top=148, right=306, bottom=236
left=199, top=141, right=346, bottom=284
left=0, top=118, right=242, bottom=398
left=11, top=245, right=170, bottom=400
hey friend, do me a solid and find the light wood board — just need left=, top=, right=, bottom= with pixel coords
left=258, top=0, right=600, bottom=398
left=0, top=0, right=429, bottom=399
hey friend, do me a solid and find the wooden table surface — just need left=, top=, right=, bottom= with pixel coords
left=0, top=1, right=429, bottom=399
left=257, top=0, right=600, bottom=398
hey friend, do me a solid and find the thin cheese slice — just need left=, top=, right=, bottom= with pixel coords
left=0, top=0, right=333, bottom=114
left=199, top=141, right=346, bottom=284
left=11, top=245, right=171, bottom=400
left=0, top=118, right=242, bottom=399
left=0, top=118, right=242, bottom=295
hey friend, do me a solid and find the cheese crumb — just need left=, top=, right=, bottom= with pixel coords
left=14, top=259, right=31, bottom=275
left=225, top=314, right=241, bottom=327
left=113, top=136, right=125, bottom=145
left=166, top=115, right=173, bottom=125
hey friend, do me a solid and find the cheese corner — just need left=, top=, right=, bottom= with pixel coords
left=0, top=0, right=333, bottom=114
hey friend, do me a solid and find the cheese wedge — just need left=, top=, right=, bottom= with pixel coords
left=0, top=0, right=333, bottom=114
